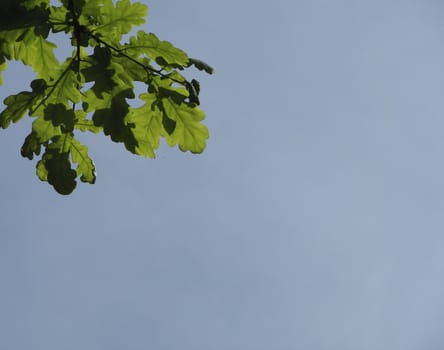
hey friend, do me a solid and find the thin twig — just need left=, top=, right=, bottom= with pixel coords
left=87, top=30, right=187, bottom=87
left=68, top=0, right=82, bottom=112
left=30, top=59, right=74, bottom=115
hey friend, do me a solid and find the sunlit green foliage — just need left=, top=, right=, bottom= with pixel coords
left=0, top=0, right=213, bottom=194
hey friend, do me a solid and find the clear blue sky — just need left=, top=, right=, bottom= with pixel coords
left=2, top=0, right=444, bottom=349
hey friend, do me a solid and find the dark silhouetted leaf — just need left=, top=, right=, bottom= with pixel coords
left=188, top=58, right=214, bottom=74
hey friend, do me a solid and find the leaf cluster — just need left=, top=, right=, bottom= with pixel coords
left=0, top=0, right=213, bottom=194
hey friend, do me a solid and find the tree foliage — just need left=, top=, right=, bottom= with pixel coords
left=0, top=0, right=213, bottom=194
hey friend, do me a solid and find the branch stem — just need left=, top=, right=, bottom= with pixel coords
left=87, top=31, right=187, bottom=87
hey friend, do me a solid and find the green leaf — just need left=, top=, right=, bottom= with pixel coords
left=78, top=0, right=101, bottom=21
left=124, top=31, right=189, bottom=66
left=91, top=88, right=138, bottom=152
left=112, top=55, right=150, bottom=82
left=32, top=115, right=62, bottom=142
left=111, top=0, right=147, bottom=31
left=0, top=0, right=213, bottom=194
left=82, top=0, right=147, bottom=43
left=36, top=158, right=48, bottom=181
left=0, top=60, right=6, bottom=85
left=29, top=36, right=60, bottom=80
left=47, top=61, right=82, bottom=106
left=126, top=92, right=163, bottom=158
left=37, top=134, right=77, bottom=195
left=162, top=98, right=208, bottom=153
left=81, top=46, right=121, bottom=97
left=151, top=74, right=189, bottom=102
left=48, top=5, right=69, bottom=32
left=74, top=110, right=102, bottom=133
left=1, top=28, right=34, bottom=59
left=70, top=138, right=96, bottom=183
left=0, top=91, right=39, bottom=128
left=0, top=2, right=56, bottom=78
left=36, top=131, right=95, bottom=193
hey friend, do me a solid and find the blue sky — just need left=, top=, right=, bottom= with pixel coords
left=2, top=0, right=444, bottom=349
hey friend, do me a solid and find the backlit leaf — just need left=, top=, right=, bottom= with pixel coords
left=74, top=110, right=102, bottom=133
left=124, top=31, right=188, bottom=66
left=91, top=88, right=137, bottom=153
left=0, top=0, right=212, bottom=194
left=0, top=91, right=40, bottom=128
left=126, top=92, right=163, bottom=158
left=70, top=138, right=96, bottom=183
left=162, top=98, right=208, bottom=153
left=47, top=61, right=82, bottom=106
left=84, top=0, right=147, bottom=43
left=29, top=36, right=60, bottom=80
left=48, top=5, right=69, bottom=33
left=0, top=60, right=6, bottom=85
left=37, top=134, right=77, bottom=194
left=32, top=115, right=62, bottom=142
